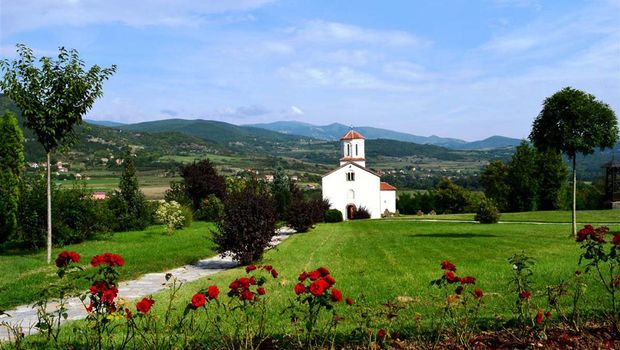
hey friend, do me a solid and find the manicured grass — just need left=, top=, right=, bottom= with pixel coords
left=395, top=210, right=620, bottom=223
left=139, top=219, right=619, bottom=334
left=0, top=222, right=215, bottom=310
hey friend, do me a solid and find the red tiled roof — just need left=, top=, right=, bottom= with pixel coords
left=340, top=157, right=366, bottom=161
left=380, top=182, right=397, bottom=191
left=340, top=130, right=365, bottom=140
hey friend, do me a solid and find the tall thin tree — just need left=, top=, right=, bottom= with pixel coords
left=0, top=44, right=116, bottom=263
left=0, top=111, right=25, bottom=242
left=530, top=87, right=618, bottom=237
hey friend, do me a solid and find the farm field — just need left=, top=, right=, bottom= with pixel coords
left=0, top=222, right=216, bottom=310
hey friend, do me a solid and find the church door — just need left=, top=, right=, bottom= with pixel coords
left=346, top=204, right=357, bottom=220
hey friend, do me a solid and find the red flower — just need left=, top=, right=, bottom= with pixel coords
left=249, top=277, right=257, bottom=285
left=85, top=301, right=94, bottom=313
left=298, top=272, right=308, bottom=281
left=294, top=283, right=306, bottom=295
left=55, top=251, right=80, bottom=268
left=324, top=275, right=336, bottom=286
left=309, top=281, right=327, bottom=296
left=577, top=225, right=595, bottom=242
left=318, top=267, right=330, bottom=276
left=308, top=270, right=321, bottom=281
left=330, top=288, right=343, bottom=302
left=257, top=287, right=266, bottom=295
left=125, top=308, right=132, bottom=320
left=441, top=260, right=457, bottom=272
left=535, top=310, right=543, bottom=324
left=90, top=280, right=108, bottom=295
left=346, top=297, right=354, bottom=306
left=207, top=285, right=219, bottom=299
left=377, top=329, right=387, bottom=339
left=460, top=276, right=476, bottom=285
left=136, top=297, right=155, bottom=313
left=245, top=265, right=257, bottom=273
left=445, top=271, right=459, bottom=283
left=91, top=253, right=124, bottom=267
left=472, top=289, right=484, bottom=299
left=391, top=332, right=400, bottom=340
left=192, top=293, right=206, bottom=308
left=101, top=288, right=118, bottom=303
left=240, top=290, right=253, bottom=301
left=264, top=265, right=273, bottom=272
left=455, top=286, right=464, bottom=295
left=519, top=290, right=532, bottom=299
left=271, top=269, right=279, bottom=278
left=612, top=233, right=620, bottom=246
left=545, top=311, right=552, bottom=319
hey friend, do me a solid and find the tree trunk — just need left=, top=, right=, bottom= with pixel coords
left=47, top=152, right=52, bottom=264
left=572, top=155, right=577, bottom=238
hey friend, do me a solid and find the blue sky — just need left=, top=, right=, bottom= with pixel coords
left=1, top=0, right=619, bottom=140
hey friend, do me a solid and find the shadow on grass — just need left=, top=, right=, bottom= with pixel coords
left=407, top=233, right=498, bottom=238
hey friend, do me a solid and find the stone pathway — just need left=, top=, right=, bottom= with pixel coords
left=0, top=227, right=295, bottom=342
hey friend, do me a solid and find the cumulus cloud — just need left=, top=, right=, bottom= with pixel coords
left=214, top=105, right=271, bottom=119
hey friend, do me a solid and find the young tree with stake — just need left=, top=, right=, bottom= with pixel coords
left=0, top=44, right=116, bottom=263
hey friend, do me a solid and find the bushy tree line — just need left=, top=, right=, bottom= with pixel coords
left=397, top=178, right=481, bottom=215
left=480, top=141, right=571, bottom=212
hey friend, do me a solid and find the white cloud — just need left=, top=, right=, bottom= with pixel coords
left=289, top=106, right=304, bottom=115
left=1, top=0, right=276, bottom=35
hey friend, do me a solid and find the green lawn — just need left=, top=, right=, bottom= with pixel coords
left=394, top=209, right=620, bottom=223
left=0, top=222, right=215, bottom=310
left=137, top=219, right=619, bottom=334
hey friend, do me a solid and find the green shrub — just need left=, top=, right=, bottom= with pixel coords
left=213, top=179, right=276, bottom=264
left=196, top=194, right=225, bottom=222
left=155, top=200, right=189, bottom=235
left=324, top=209, right=343, bottom=223
left=309, top=198, right=331, bottom=223
left=475, top=198, right=500, bottom=224
left=353, top=206, right=371, bottom=220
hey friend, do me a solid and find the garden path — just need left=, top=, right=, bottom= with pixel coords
left=0, top=227, right=295, bottom=342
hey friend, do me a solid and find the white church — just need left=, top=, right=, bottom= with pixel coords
left=322, top=130, right=397, bottom=220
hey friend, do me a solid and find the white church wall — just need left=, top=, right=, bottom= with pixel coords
left=380, top=190, right=396, bottom=214
left=322, top=164, right=381, bottom=220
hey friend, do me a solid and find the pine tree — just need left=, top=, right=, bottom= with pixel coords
left=0, top=111, right=24, bottom=242
left=108, top=148, right=150, bottom=231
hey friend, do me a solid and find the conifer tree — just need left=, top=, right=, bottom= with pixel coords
left=0, top=111, right=24, bottom=242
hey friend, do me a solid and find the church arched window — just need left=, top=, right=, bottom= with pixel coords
left=355, top=144, right=358, bottom=156
left=347, top=189, right=355, bottom=200
left=346, top=172, right=355, bottom=181
left=346, top=144, right=351, bottom=156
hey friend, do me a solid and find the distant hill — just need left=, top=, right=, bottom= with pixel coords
left=246, top=121, right=520, bottom=149
left=84, top=119, right=126, bottom=127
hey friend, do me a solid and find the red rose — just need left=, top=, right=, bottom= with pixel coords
left=240, top=290, right=253, bottom=301
left=613, top=234, right=620, bottom=246
left=298, top=272, right=308, bottom=281
left=207, top=285, right=219, bottom=299
left=249, top=277, right=257, bottom=285
left=91, top=252, right=124, bottom=267
left=308, top=270, right=321, bottom=281
left=271, top=269, right=279, bottom=278
left=441, top=260, right=457, bottom=272
left=472, top=289, right=484, bottom=299
left=294, top=283, right=306, bottom=295
left=346, top=297, right=354, bottom=306
left=519, top=290, right=531, bottom=299
left=90, top=280, right=108, bottom=294
left=192, top=293, right=206, bottom=308
left=545, top=311, right=552, bottom=319
left=324, top=275, right=336, bottom=286
left=535, top=310, right=543, bottom=324
left=264, top=265, right=273, bottom=272
left=445, top=271, right=459, bottom=283
left=101, top=288, right=117, bottom=303
left=237, top=277, right=251, bottom=288
left=245, top=265, right=257, bottom=273
left=136, top=297, right=155, bottom=314
left=55, top=251, right=81, bottom=268
left=309, top=281, right=326, bottom=296
left=577, top=225, right=595, bottom=242
left=318, top=267, right=330, bottom=276
left=257, top=287, right=266, bottom=295
left=460, top=276, right=476, bottom=285
left=330, top=288, right=343, bottom=302
left=377, top=329, right=387, bottom=338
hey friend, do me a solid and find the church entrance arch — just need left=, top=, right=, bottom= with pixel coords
left=346, top=204, right=357, bottom=220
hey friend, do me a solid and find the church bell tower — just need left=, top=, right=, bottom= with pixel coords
left=339, top=130, right=366, bottom=168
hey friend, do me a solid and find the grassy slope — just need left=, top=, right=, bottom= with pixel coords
left=0, top=222, right=215, bottom=310
left=394, top=210, right=620, bottom=223
left=148, top=219, right=619, bottom=334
